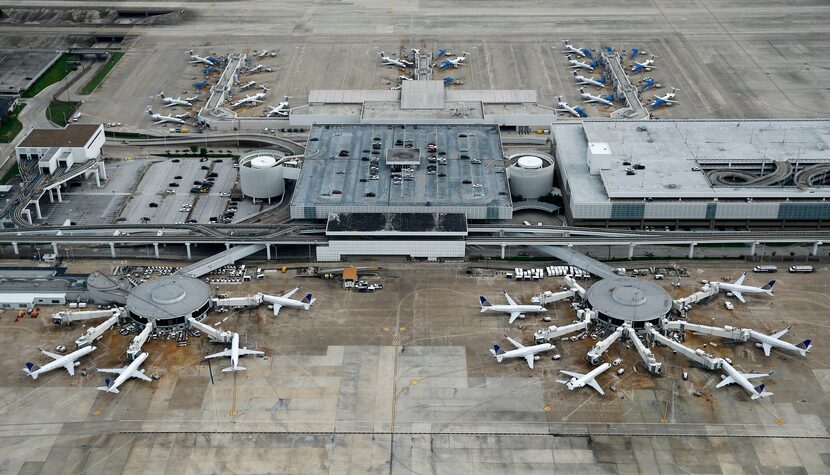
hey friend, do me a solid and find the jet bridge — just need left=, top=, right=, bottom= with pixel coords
left=212, top=293, right=263, bottom=308
left=75, top=316, right=119, bottom=349
left=534, top=308, right=595, bottom=343
left=645, top=322, right=722, bottom=370
left=127, top=322, right=154, bottom=360
left=586, top=324, right=625, bottom=365
left=532, top=288, right=576, bottom=306
left=187, top=317, right=232, bottom=343
left=563, top=275, right=587, bottom=299
left=622, top=324, right=662, bottom=374
left=52, top=307, right=123, bottom=326
left=662, top=319, right=750, bottom=342
left=672, top=284, right=719, bottom=314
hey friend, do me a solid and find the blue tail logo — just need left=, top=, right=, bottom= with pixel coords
left=479, top=296, right=491, bottom=307
left=301, top=293, right=313, bottom=304
left=762, top=280, right=776, bottom=291
left=105, top=378, right=111, bottom=388
left=797, top=339, right=812, bottom=350
left=754, top=383, right=765, bottom=394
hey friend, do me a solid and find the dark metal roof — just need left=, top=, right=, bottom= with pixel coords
left=18, top=124, right=101, bottom=148
left=326, top=212, right=467, bottom=234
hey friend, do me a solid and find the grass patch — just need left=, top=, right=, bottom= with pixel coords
left=22, top=54, right=77, bottom=98
left=0, top=163, right=19, bottom=185
left=78, top=52, right=124, bottom=95
left=0, top=104, right=25, bottom=143
left=46, top=101, right=79, bottom=127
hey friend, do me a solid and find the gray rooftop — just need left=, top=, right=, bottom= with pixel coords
left=555, top=119, right=830, bottom=203
left=126, top=275, right=210, bottom=319
left=400, top=81, right=445, bottom=109
left=586, top=277, right=672, bottom=322
left=326, top=212, right=467, bottom=235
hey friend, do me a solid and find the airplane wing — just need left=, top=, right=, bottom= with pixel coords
left=130, top=370, right=153, bottom=382
left=741, top=372, right=769, bottom=380
left=204, top=349, right=232, bottom=360
left=586, top=378, right=605, bottom=396
left=40, top=349, right=64, bottom=360
left=559, top=370, right=585, bottom=379
left=272, top=304, right=283, bottom=316
left=761, top=343, right=772, bottom=357
left=164, top=103, right=176, bottom=107
left=733, top=273, right=747, bottom=286
left=770, top=327, right=790, bottom=339
left=503, top=292, right=517, bottom=306
left=281, top=286, right=301, bottom=299
left=733, top=291, right=746, bottom=304
left=508, top=312, right=521, bottom=324
left=716, top=376, right=735, bottom=388
left=238, top=348, right=265, bottom=357
left=525, top=354, right=535, bottom=370
left=505, top=336, right=525, bottom=349
left=97, top=367, right=126, bottom=375
left=64, top=362, right=75, bottom=376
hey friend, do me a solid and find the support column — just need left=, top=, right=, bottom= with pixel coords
left=225, top=242, right=231, bottom=250
left=52, top=242, right=58, bottom=256
left=48, top=189, right=54, bottom=203
left=154, top=243, right=160, bottom=259
left=266, top=243, right=271, bottom=260
left=33, top=201, right=42, bottom=219
left=94, top=169, right=101, bottom=188
left=812, top=241, right=822, bottom=256
left=628, top=243, right=635, bottom=260
left=56, top=186, right=62, bottom=203
left=99, top=161, right=107, bottom=180
left=688, top=242, right=697, bottom=259
left=749, top=241, right=757, bottom=256
left=500, top=243, right=506, bottom=259
left=109, top=242, right=116, bottom=258
left=185, top=242, right=192, bottom=260
left=24, top=209, right=32, bottom=225
left=12, top=242, right=18, bottom=254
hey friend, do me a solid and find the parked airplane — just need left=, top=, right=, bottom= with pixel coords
left=438, top=52, right=468, bottom=70
left=159, top=92, right=197, bottom=108
left=231, top=92, right=267, bottom=109
left=23, top=345, right=96, bottom=379
left=567, top=56, right=598, bottom=71
left=204, top=332, right=264, bottom=372
left=479, top=291, right=546, bottom=324
left=188, top=50, right=219, bottom=65
left=258, top=49, right=270, bottom=58
left=640, top=77, right=661, bottom=92
left=239, top=81, right=258, bottom=91
left=96, top=351, right=152, bottom=394
left=262, top=284, right=316, bottom=316
left=247, top=64, right=272, bottom=74
left=557, top=362, right=612, bottom=395
left=379, top=51, right=413, bottom=69
left=174, top=112, right=191, bottom=120
left=716, top=359, right=773, bottom=400
left=555, top=96, right=589, bottom=118
left=714, top=272, right=775, bottom=303
left=573, top=71, right=606, bottom=88
left=750, top=326, right=812, bottom=357
left=148, top=110, right=186, bottom=125
left=631, top=56, right=657, bottom=73
left=490, top=336, right=554, bottom=369
left=265, top=96, right=291, bottom=117
left=579, top=87, right=614, bottom=106
left=650, top=87, right=679, bottom=109
left=563, top=40, right=592, bottom=58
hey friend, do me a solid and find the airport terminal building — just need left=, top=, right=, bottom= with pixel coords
left=554, top=119, right=830, bottom=228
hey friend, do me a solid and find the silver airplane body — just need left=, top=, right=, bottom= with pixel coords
left=749, top=326, right=812, bottom=357
left=563, top=40, right=590, bottom=58
left=266, top=96, right=291, bottom=117
left=231, top=92, right=267, bottom=109
left=205, top=332, right=264, bottom=372
left=579, top=87, right=613, bottom=106
left=262, top=284, right=316, bottom=316
left=378, top=51, right=413, bottom=69
left=573, top=72, right=605, bottom=88
left=557, top=362, right=612, bottom=395
left=479, top=291, right=546, bottom=324
left=96, top=351, right=152, bottom=394
left=490, top=336, right=554, bottom=369
left=23, top=345, right=96, bottom=379
left=714, top=272, right=775, bottom=303
left=716, top=359, right=773, bottom=400
left=148, top=110, right=186, bottom=125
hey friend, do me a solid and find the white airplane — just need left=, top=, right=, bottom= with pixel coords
left=379, top=51, right=413, bottom=69
left=148, top=110, right=186, bottom=125
left=159, top=92, right=197, bottom=108
left=204, top=332, right=264, bottom=372
left=239, top=80, right=258, bottom=91
left=438, top=52, right=468, bottom=70
left=265, top=96, right=291, bottom=117
left=555, top=96, right=588, bottom=118
left=247, top=64, right=272, bottom=74
left=96, top=351, right=152, bottom=394
left=557, top=362, right=612, bottom=395
left=716, top=359, right=773, bottom=400
left=750, top=326, right=812, bottom=357
left=174, top=112, right=191, bottom=120
left=479, top=291, right=546, bottom=324
left=573, top=71, right=606, bottom=88
left=258, top=49, right=270, bottom=58
left=650, top=87, right=679, bottom=109
left=23, top=345, right=96, bottom=379
left=231, top=92, right=267, bottom=109
left=568, top=57, right=596, bottom=71
left=714, top=272, right=775, bottom=303
left=579, top=87, right=614, bottom=106
left=631, top=56, right=657, bottom=73
left=490, top=336, right=554, bottom=369
left=563, top=40, right=592, bottom=58
left=188, top=50, right=218, bottom=66
left=262, top=284, right=316, bottom=316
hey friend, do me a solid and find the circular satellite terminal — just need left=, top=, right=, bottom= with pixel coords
left=517, top=155, right=544, bottom=169
left=586, top=277, right=672, bottom=329
left=126, top=275, right=211, bottom=330
left=251, top=155, right=278, bottom=169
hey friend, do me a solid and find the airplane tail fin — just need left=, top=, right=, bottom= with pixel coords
left=797, top=339, right=812, bottom=356
left=479, top=296, right=491, bottom=311
left=751, top=384, right=773, bottom=400
left=23, top=362, right=40, bottom=378
left=301, top=293, right=314, bottom=305
left=762, top=280, right=776, bottom=292
left=490, top=345, right=503, bottom=362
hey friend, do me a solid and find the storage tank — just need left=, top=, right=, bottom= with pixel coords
left=507, top=152, right=555, bottom=199
left=239, top=149, right=285, bottom=200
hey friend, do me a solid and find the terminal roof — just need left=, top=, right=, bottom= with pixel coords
left=19, top=124, right=101, bottom=148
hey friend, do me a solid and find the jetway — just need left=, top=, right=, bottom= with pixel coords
left=587, top=325, right=625, bottom=365
left=127, top=322, right=154, bottom=360
left=532, top=289, right=575, bottom=306
left=52, top=307, right=123, bottom=326
left=672, top=284, right=719, bottom=313
left=645, top=322, right=722, bottom=370
left=662, top=319, right=750, bottom=342
left=212, top=294, right=263, bottom=308
left=187, top=317, right=232, bottom=343
left=563, top=275, right=587, bottom=299
left=75, top=316, right=118, bottom=349
left=534, top=308, right=595, bottom=343
left=623, top=324, right=662, bottom=374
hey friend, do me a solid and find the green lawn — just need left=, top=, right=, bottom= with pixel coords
left=46, top=101, right=79, bottom=127
left=0, top=163, right=19, bottom=185
left=22, top=54, right=77, bottom=98
left=79, top=52, right=124, bottom=95
left=0, top=104, right=25, bottom=143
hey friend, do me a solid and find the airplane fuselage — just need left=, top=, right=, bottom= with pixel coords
left=581, top=92, right=613, bottom=106
left=718, top=359, right=770, bottom=399
left=103, top=352, right=148, bottom=393
left=716, top=283, right=773, bottom=298
left=495, top=343, right=553, bottom=362
left=230, top=333, right=241, bottom=370
left=748, top=329, right=810, bottom=357
left=565, top=362, right=611, bottom=391
left=24, top=346, right=96, bottom=379
left=482, top=304, right=545, bottom=315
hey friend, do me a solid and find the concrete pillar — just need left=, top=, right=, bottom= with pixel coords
left=94, top=169, right=101, bottom=188
left=99, top=161, right=107, bottom=180
left=109, top=242, right=116, bottom=258
left=225, top=242, right=231, bottom=250
left=185, top=242, right=192, bottom=260
left=750, top=241, right=757, bottom=256
left=12, top=242, right=18, bottom=254
left=33, top=201, right=42, bottom=219
left=48, top=189, right=54, bottom=203
left=500, top=243, right=506, bottom=259
left=24, top=209, right=32, bottom=225
left=56, top=186, right=62, bottom=203
left=154, top=243, right=160, bottom=259
left=266, top=243, right=271, bottom=260
left=628, top=243, right=635, bottom=260
left=52, top=242, right=58, bottom=256
left=812, top=241, right=823, bottom=256
left=688, top=242, right=697, bottom=259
